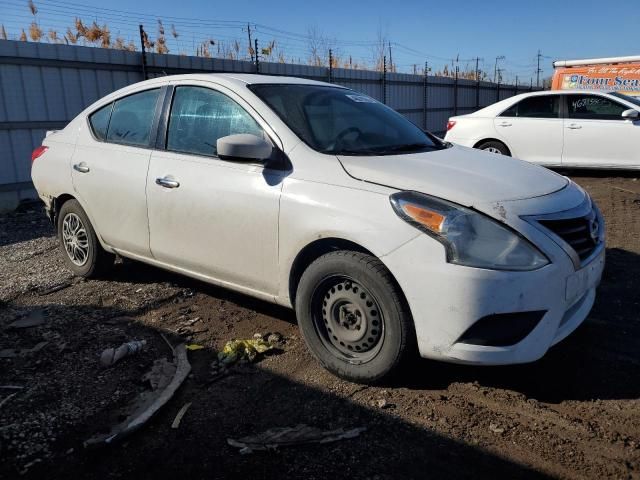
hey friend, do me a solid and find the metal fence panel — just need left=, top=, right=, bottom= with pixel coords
left=0, top=39, right=536, bottom=209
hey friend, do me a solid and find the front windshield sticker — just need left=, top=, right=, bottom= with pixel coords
left=345, top=94, right=377, bottom=103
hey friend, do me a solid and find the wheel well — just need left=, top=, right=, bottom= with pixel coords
left=288, top=238, right=373, bottom=305
left=52, top=194, right=76, bottom=225
left=473, top=138, right=511, bottom=155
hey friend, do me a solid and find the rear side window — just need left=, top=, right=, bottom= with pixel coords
left=106, top=89, right=160, bottom=147
left=166, top=86, right=263, bottom=157
left=89, top=103, right=113, bottom=141
left=567, top=95, right=627, bottom=120
left=501, top=96, right=560, bottom=118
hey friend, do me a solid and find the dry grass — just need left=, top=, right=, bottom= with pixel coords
left=5, top=3, right=403, bottom=72
left=65, top=27, right=77, bottom=44
left=28, top=21, right=42, bottom=42
left=48, top=29, right=60, bottom=43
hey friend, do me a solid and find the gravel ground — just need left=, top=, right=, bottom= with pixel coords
left=1, top=173, right=639, bottom=479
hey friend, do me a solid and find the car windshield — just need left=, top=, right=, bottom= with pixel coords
left=249, top=84, right=444, bottom=155
left=610, top=91, right=640, bottom=108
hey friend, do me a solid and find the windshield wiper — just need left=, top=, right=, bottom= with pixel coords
left=328, top=148, right=383, bottom=156
left=373, top=143, right=439, bottom=154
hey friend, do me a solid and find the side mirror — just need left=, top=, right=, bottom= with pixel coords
left=217, top=134, right=273, bottom=161
left=621, top=108, right=639, bottom=120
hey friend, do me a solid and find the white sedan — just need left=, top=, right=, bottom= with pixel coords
left=31, top=74, right=605, bottom=383
left=444, top=90, right=640, bottom=169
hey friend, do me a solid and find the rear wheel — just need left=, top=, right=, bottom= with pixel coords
left=57, top=199, right=115, bottom=278
left=477, top=140, right=510, bottom=156
left=295, top=251, right=415, bottom=384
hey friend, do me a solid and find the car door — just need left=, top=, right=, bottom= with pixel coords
left=562, top=93, right=640, bottom=168
left=146, top=82, right=284, bottom=295
left=493, top=94, right=563, bottom=165
left=71, top=87, right=164, bottom=257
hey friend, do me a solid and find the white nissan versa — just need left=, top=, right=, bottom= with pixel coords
left=31, top=74, right=605, bottom=383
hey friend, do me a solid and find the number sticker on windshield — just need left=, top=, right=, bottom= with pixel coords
left=345, top=94, right=377, bottom=103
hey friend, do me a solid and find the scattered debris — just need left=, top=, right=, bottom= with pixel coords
left=0, top=392, right=19, bottom=410
left=375, top=399, right=393, bottom=409
left=7, top=309, right=46, bottom=329
left=266, top=332, right=283, bottom=345
left=143, top=358, right=176, bottom=390
left=0, top=341, right=48, bottom=358
left=99, top=340, right=147, bottom=368
left=85, top=343, right=191, bottom=447
left=185, top=344, right=205, bottom=351
left=218, top=338, right=275, bottom=365
left=37, top=281, right=71, bottom=296
left=489, top=423, right=505, bottom=434
left=171, top=402, right=192, bottom=429
left=0, top=385, right=24, bottom=390
left=183, top=317, right=201, bottom=326
left=228, top=424, right=366, bottom=454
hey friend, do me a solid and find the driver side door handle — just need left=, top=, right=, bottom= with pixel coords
left=155, top=177, right=180, bottom=189
left=73, top=162, right=90, bottom=173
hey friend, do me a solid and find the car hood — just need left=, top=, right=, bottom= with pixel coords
left=337, top=145, right=568, bottom=206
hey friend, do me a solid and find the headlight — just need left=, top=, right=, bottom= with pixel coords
left=390, top=191, right=549, bottom=271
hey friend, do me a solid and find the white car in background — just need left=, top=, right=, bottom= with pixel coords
left=445, top=90, right=640, bottom=169
left=31, top=74, right=605, bottom=383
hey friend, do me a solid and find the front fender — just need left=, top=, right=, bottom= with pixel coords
left=276, top=178, right=421, bottom=306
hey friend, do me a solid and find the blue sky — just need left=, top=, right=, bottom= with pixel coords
left=2, top=0, right=639, bottom=82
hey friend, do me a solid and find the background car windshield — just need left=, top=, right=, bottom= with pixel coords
left=610, top=92, right=640, bottom=108
left=249, top=84, right=441, bottom=155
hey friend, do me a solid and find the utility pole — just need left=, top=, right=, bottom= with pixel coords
left=138, top=24, right=147, bottom=80
left=254, top=38, right=259, bottom=73
left=536, top=49, right=543, bottom=88
left=515, top=75, right=518, bottom=93
left=247, top=23, right=253, bottom=63
left=388, top=41, right=393, bottom=73
left=328, top=48, right=333, bottom=83
left=475, top=57, right=481, bottom=110
left=382, top=55, right=387, bottom=104
left=454, top=65, right=459, bottom=116
left=493, top=55, right=505, bottom=83
left=423, top=60, right=429, bottom=130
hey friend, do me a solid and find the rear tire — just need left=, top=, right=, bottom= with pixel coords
left=477, top=140, right=511, bottom=156
left=57, top=199, right=115, bottom=278
left=295, top=250, right=415, bottom=384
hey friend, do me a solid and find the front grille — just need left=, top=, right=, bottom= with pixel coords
left=539, top=213, right=599, bottom=262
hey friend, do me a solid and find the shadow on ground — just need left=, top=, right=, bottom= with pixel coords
left=1, top=300, right=550, bottom=480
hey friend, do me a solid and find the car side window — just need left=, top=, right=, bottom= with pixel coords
left=89, top=103, right=113, bottom=141
left=567, top=95, right=627, bottom=120
left=501, top=96, right=559, bottom=118
left=166, top=86, right=264, bottom=157
left=106, top=89, right=160, bottom=147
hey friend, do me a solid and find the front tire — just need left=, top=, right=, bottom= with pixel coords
left=295, top=251, right=415, bottom=384
left=477, top=140, right=511, bottom=156
left=57, top=199, right=115, bottom=278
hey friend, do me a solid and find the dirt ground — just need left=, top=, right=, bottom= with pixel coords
left=1, top=172, right=639, bottom=479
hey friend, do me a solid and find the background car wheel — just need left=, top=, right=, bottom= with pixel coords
left=57, top=199, right=115, bottom=278
left=295, top=250, right=416, bottom=384
left=477, top=140, right=511, bottom=156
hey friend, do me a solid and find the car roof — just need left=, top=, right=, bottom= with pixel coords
left=142, top=73, right=342, bottom=89
left=460, top=89, right=623, bottom=118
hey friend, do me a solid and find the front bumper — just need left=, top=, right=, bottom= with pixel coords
left=381, top=221, right=605, bottom=366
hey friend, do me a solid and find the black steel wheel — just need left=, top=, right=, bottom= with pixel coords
left=295, top=250, right=416, bottom=383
